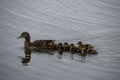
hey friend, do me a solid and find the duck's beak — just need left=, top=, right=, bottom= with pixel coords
left=17, top=35, right=23, bottom=39
left=17, top=36, right=21, bottom=39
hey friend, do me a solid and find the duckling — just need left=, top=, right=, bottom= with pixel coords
left=57, top=43, right=64, bottom=51
left=70, top=44, right=78, bottom=53
left=84, top=44, right=93, bottom=49
left=90, top=50, right=98, bottom=54
left=87, top=49, right=98, bottom=55
left=17, top=32, right=55, bottom=50
left=70, top=44, right=75, bottom=52
left=77, top=41, right=93, bottom=49
left=63, top=42, right=70, bottom=51
left=76, top=41, right=86, bottom=53
left=57, top=43, right=64, bottom=55
left=77, top=41, right=98, bottom=55
left=77, top=41, right=83, bottom=46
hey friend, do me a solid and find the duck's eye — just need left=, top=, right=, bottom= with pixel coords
left=21, top=34, right=25, bottom=37
left=24, top=33, right=29, bottom=37
left=25, top=34, right=28, bottom=37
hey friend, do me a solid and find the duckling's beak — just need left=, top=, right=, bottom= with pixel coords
left=76, top=43, right=79, bottom=45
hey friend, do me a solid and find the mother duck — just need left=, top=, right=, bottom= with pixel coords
left=17, top=32, right=55, bottom=50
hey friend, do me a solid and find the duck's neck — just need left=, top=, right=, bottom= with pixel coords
left=24, top=37, right=31, bottom=49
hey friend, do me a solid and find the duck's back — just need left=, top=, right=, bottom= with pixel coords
left=31, top=40, right=55, bottom=47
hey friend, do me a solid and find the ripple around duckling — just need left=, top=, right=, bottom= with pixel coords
left=0, top=0, right=120, bottom=80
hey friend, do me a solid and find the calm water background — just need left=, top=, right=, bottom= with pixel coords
left=0, top=0, right=120, bottom=80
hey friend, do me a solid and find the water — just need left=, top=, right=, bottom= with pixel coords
left=0, top=0, right=120, bottom=80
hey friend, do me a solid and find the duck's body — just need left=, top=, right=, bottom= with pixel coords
left=18, top=32, right=55, bottom=50
left=48, top=41, right=57, bottom=50
left=31, top=40, right=55, bottom=49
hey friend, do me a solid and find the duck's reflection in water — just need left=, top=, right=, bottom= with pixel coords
left=19, top=49, right=31, bottom=66
left=70, top=52, right=75, bottom=60
left=18, top=49, right=88, bottom=66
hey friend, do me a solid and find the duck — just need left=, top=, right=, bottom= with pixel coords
left=17, top=32, right=55, bottom=50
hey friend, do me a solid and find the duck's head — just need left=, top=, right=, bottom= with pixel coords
left=17, top=32, right=30, bottom=40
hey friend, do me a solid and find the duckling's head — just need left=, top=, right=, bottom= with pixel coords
left=77, top=41, right=83, bottom=45
left=17, top=32, right=30, bottom=40
left=58, top=43, right=63, bottom=47
left=70, top=43, right=74, bottom=48
left=70, top=44, right=75, bottom=53
left=63, top=42, right=69, bottom=47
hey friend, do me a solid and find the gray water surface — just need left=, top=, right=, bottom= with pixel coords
left=0, top=0, right=120, bottom=80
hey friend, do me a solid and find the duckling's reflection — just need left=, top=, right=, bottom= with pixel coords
left=19, top=49, right=31, bottom=66
left=78, top=53, right=87, bottom=63
left=57, top=50, right=63, bottom=59
left=57, top=43, right=64, bottom=59
left=70, top=52, right=75, bottom=60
